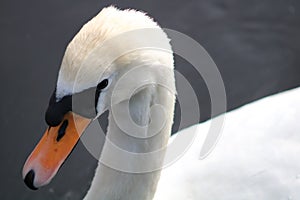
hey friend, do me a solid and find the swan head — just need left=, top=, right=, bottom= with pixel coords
left=23, top=6, right=174, bottom=190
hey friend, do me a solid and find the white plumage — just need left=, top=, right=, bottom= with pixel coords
left=155, top=87, right=300, bottom=199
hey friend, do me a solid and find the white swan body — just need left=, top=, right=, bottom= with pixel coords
left=22, top=6, right=300, bottom=200
left=155, top=87, right=300, bottom=200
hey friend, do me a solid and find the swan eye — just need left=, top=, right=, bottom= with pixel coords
left=95, top=79, right=109, bottom=109
left=96, top=79, right=109, bottom=91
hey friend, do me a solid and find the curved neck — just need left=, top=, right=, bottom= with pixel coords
left=84, top=85, right=175, bottom=200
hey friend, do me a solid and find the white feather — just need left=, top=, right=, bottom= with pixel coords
left=155, top=87, right=300, bottom=200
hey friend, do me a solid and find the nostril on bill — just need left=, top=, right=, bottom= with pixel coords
left=24, top=170, right=38, bottom=190
left=57, top=120, right=68, bottom=142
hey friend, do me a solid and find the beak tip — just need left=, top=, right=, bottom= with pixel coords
left=24, top=170, right=38, bottom=190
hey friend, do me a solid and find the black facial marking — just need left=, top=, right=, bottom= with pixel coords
left=95, top=79, right=108, bottom=107
left=97, top=79, right=109, bottom=90
left=57, top=120, right=68, bottom=142
left=45, top=82, right=108, bottom=126
left=45, top=89, right=72, bottom=127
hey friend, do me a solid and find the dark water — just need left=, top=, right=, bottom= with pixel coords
left=0, top=0, right=300, bottom=199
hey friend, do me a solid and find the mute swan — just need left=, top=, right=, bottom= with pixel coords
left=22, top=6, right=300, bottom=200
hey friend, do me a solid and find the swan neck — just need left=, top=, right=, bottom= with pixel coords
left=84, top=85, right=175, bottom=200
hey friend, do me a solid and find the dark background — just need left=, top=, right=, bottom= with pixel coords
left=1, top=0, right=299, bottom=199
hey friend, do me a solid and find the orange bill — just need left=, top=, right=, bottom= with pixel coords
left=22, top=112, right=91, bottom=190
